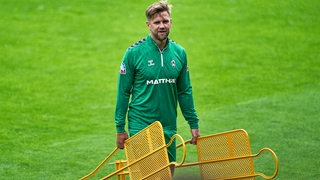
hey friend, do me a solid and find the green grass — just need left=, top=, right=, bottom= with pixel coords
left=1, top=0, right=319, bottom=179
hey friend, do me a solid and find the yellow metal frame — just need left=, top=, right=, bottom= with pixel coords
left=176, top=129, right=279, bottom=180
left=80, top=125, right=278, bottom=180
left=80, top=121, right=186, bottom=180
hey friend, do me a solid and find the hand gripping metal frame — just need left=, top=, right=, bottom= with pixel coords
left=80, top=121, right=186, bottom=180
left=80, top=126, right=278, bottom=180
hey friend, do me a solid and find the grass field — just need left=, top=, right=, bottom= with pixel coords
left=1, top=0, right=319, bottom=179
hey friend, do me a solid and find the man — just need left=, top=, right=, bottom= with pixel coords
left=115, top=0, right=200, bottom=170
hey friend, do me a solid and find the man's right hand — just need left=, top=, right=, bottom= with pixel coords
left=116, top=132, right=128, bottom=149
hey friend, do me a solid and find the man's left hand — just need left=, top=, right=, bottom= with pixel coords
left=190, top=129, right=200, bottom=145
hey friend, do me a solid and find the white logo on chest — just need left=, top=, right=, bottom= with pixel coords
left=148, top=60, right=155, bottom=66
left=146, top=78, right=176, bottom=85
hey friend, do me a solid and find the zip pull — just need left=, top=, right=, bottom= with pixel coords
left=160, top=52, right=164, bottom=67
left=158, top=48, right=164, bottom=67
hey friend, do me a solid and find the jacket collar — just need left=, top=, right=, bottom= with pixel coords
left=147, top=34, right=169, bottom=50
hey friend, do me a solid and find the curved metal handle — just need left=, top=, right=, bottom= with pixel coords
left=167, top=134, right=187, bottom=166
left=254, top=148, right=279, bottom=180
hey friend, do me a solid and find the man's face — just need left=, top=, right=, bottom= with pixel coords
left=147, top=11, right=172, bottom=42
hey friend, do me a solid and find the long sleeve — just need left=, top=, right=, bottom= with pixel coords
left=177, top=52, right=199, bottom=129
left=115, top=50, right=134, bottom=132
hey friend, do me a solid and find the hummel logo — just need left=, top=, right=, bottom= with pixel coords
left=148, top=60, right=155, bottom=66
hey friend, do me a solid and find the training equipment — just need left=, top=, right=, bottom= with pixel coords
left=176, top=129, right=279, bottom=179
left=80, top=121, right=278, bottom=180
left=80, top=121, right=186, bottom=180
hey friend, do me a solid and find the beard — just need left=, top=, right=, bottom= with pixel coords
left=152, top=30, right=170, bottom=42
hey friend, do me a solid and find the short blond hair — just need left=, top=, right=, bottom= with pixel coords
left=145, top=0, right=172, bottom=20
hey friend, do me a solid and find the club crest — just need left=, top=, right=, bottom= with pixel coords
left=171, top=59, right=176, bottom=67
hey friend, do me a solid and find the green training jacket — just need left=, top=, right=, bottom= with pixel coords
left=115, top=34, right=199, bottom=137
